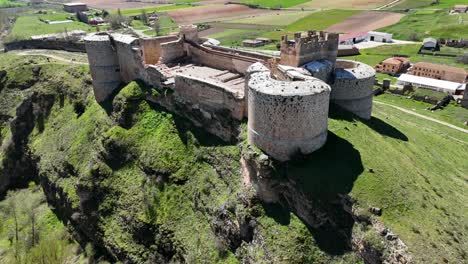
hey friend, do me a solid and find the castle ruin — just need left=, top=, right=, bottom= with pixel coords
left=84, top=25, right=375, bottom=161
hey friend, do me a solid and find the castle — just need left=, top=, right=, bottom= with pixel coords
left=84, top=25, right=375, bottom=161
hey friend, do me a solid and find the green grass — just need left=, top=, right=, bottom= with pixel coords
left=7, top=13, right=94, bottom=41
left=379, top=10, right=468, bottom=41
left=226, top=11, right=315, bottom=26
left=0, top=0, right=24, bottom=8
left=240, top=0, right=311, bottom=8
left=115, top=4, right=193, bottom=16
left=349, top=44, right=467, bottom=70
left=389, top=0, right=468, bottom=10
left=375, top=93, right=468, bottom=128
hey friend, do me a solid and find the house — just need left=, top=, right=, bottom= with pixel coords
left=242, top=39, right=263, bottom=47
left=337, top=45, right=360, bottom=56
left=339, top=32, right=368, bottom=45
left=452, top=5, right=468, bottom=13
left=367, top=31, right=393, bottom=43
left=410, top=62, right=468, bottom=83
left=255, top=38, right=272, bottom=44
left=375, top=57, right=410, bottom=75
left=63, top=3, right=88, bottom=13
left=397, top=74, right=465, bottom=95
left=422, top=37, right=438, bottom=50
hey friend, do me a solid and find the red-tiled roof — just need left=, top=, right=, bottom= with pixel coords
left=339, top=32, right=368, bottom=41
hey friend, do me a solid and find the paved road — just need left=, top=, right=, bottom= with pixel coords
left=374, top=101, right=468, bottom=134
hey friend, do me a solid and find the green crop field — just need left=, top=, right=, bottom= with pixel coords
left=350, top=44, right=467, bottom=70
left=116, top=4, right=193, bottom=16
left=379, top=10, right=468, bottom=41
left=0, top=0, right=24, bottom=8
left=6, top=14, right=94, bottom=41
left=240, top=0, right=311, bottom=8
left=226, top=11, right=315, bottom=26
left=389, top=0, right=468, bottom=10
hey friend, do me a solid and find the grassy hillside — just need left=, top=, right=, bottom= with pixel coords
left=0, top=0, right=24, bottom=8
left=389, top=0, right=468, bottom=10
left=0, top=52, right=467, bottom=263
left=114, top=4, right=193, bottom=16
left=379, top=10, right=468, bottom=40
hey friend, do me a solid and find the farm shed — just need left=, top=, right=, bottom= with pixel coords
left=397, top=74, right=466, bottom=95
left=367, top=31, right=392, bottom=43
left=410, top=62, right=468, bottom=83
left=339, top=32, right=368, bottom=45
left=452, top=5, right=468, bottom=13
left=242, top=39, right=263, bottom=47
left=422, top=37, right=438, bottom=49
left=63, top=3, right=88, bottom=13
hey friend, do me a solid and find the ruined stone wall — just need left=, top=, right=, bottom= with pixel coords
left=188, top=45, right=257, bottom=74
left=247, top=64, right=331, bottom=161
left=160, top=38, right=185, bottom=64
left=174, top=74, right=245, bottom=120
left=141, top=36, right=178, bottom=65
left=280, top=31, right=339, bottom=67
left=113, top=35, right=144, bottom=83
left=331, top=60, right=375, bottom=119
left=4, top=39, right=86, bottom=53
left=461, top=88, right=468, bottom=109
left=84, top=34, right=121, bottom=102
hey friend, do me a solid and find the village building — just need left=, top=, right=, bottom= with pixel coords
left=242, top=39, right=264, bottom=47
left=367, top=31, right=393, bottom=43
left=410, top=62, right=468, bottom=83
left=338, top=32, right=368, bottom=45
left=451, top=5, right=468, bottom=13
left=422, top=37, right=438, bottom=50
left=375, top=57, right=410, bottom=75
left=397, top=74, right=466, bottom=95
left=63, top=3, right=88, bottom=13
left=255, top=38, right=272, bottom=44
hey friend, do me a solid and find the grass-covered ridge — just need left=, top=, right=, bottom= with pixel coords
left=379, top=9, right=468, bottom=41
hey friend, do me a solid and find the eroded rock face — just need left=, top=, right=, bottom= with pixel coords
left=241, top=145, right=413, bottom=264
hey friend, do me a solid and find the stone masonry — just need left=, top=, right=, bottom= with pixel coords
left=84, top=27, right=375, bottom=161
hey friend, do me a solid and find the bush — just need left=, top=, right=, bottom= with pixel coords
left=455, top=53, right=468, bottom=64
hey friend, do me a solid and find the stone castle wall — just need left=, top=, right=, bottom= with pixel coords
left=280, top=31, right=339, bottom=67
left=113, top=35, right=144, bottom=83
left=141, top=36, right=178, bottom=65
left=160, top=38, right=185, bottom=64
left=247, top=63, right=331, bottom=161
left=174, top=74, right=245, bottom=121
left=84, top=34, right=121, bottom=102
left=331, top=60, right=375, bottom=119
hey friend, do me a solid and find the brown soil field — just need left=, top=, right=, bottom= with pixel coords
left=168, top=5, right=271, bottom=24
left=299, top=0, right=394, bottom=9
left=326, top=11, right=404, bottom=33
left=79, top=0, right=165, bottom=10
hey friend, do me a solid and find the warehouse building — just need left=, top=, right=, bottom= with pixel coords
left=397, top=74, right=465, bottom=95
left=367, top=31, right=393, bottom=43
left=63, top=3, right=88, bottom=13
left=410, top=62, right=468, bottom=83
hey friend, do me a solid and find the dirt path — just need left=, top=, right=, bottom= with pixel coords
left=11, top=50, right=89, bottom=65
left=374, top=101, right=468, bottom=134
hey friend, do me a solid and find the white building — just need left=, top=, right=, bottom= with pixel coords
left=423, top=37, right=437, bottom=49
left=397, top=74, right=466, bottom=95
left=367, top=31, right=393, bottom=43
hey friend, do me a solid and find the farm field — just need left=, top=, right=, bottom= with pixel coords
left=326, top=11, right=404, bottom=33
left=349, top=44, right=467, bottom=70
left=298, top=0, right=394, bottom=9
left=225, top=10, right=316, bottom=26
left=6, top=13, right=94, bottom=41
left=379, top=9, right=468, bottom=41
left=0, top=0, right=24, bottom=8
left=388, top=0, right=468, bottom=10
left=240, top=0, right=310, bottom=8
left=167, top=4, right=271, bottom=23
left=115, top=4, right=193, bottom=16
left=78, top=0, right=171, bottom=10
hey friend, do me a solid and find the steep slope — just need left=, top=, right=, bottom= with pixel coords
left=0, top=52, right=466, bottom=263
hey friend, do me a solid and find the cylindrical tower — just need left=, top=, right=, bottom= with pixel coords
left=84, top=34, right=122, bottom=103
left=331, top=59, right=375, bottom=119
left=247, top=69, right=331, bottom=162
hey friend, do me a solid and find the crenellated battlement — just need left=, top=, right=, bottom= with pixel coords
left=280, top=31, right=339, bottom=67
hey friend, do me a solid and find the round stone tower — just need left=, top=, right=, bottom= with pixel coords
left=331, top=59, right=375, bottom=119
left=247, top=64, right=331, bottom=161
left=84, top=34, right=122, bottom=103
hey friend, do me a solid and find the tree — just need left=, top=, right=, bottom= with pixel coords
left=141, top=10, right=148, bottom=25
left=153, top=18, right=161, bottom=36
left=456, top=53, right=468, bottom=64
